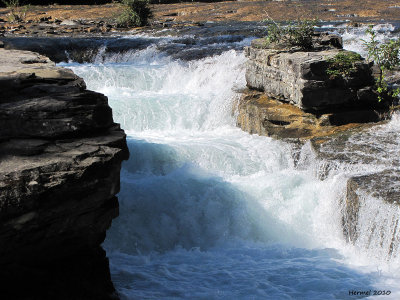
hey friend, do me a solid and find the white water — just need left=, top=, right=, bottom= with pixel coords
left=63, top=27, right=400, bottom=299
left=330, top=23, right=399, bottom=55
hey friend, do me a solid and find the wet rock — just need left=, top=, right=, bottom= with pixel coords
left=240, top=32, right=397, bottom=146
left=308, top=120, right=400, bottom=251
left=0, top=36, right=156, bottom=63
left=0, top=48, right=128, bottom=299
left=239, top=35, right=400, bottom=254
left=343, top=177, right=362, bottom=242
left=236, top=90, right=384, bottom=140
left=344, top=170, right=400, bottom=241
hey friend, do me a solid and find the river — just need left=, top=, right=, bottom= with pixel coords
left=62, top=22, right=400, bottom=299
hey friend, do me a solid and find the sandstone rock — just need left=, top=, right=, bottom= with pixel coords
left=245, top=35, right=375, bottom=111
left=0, top=48, right=128, bottom=299
left=237, top=88, right=400, bottom=256
left=236, top=90, right=384, bottom=140
left=87, top=26, right=101, bottom=33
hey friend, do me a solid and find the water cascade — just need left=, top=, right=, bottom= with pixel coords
left=63, top=25, right=400, bottom=299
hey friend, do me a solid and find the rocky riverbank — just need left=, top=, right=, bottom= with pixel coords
left=0, top=46, right=128, bottom=299
left=237, top=33, right=391, bottom=139
left=237, top=32, right=400, bottom=255
left=1, top=0, right=400, bottom=38
left=0, top=2, right=399, bottom=293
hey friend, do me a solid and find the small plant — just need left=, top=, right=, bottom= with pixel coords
left=326, top=52, right=362, bottom=78
left=264, top=19, right=319, bottom=50
left=362, top=26, right=400, bottom=102
left=2, top=0, right=29, bottom=23
left=117, top=0, right=152, bottom=28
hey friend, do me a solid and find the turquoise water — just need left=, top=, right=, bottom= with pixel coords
left=63, top=25, right=400, bottom=299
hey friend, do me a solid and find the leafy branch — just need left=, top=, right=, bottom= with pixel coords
left=1, top=0, right=30, bottom=23
left=362, top=26, right=400, bottom=102
left=326, top=52, right=362, bottom=79
left=263, top=18, right=319, bottom=50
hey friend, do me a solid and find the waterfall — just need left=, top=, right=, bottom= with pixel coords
left=62, top=25, right=400, bottom=299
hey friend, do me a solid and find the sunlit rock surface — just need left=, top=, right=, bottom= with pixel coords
left=239, top=33, right=400, bottom=257
left=245, top=34, right=376, bottom=111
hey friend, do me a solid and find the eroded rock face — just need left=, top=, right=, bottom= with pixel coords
left=239, top=33, right=400, bottom=257
left=236, top=89, right=385, bottom=140
left=245, top=34, right=375, bottom=111
left=0, top=48, right=128, bottom=299
left=237, top=86, right=400, bottom=255
left=311, top=126, right=400, bottom=247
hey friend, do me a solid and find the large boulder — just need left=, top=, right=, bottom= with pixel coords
left=0, top=49, right=128, bottom=299
left=245, top=34, right=376, bottom=111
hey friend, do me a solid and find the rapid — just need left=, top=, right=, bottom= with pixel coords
left=62, top=22, right=400, bottom=299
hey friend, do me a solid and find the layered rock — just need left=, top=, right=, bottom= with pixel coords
left=0, top=48, right=128, bottom=299
left=237, top=90, right=400, bottom=256
left=238, top=33, right=400, bottom=257
left=245, top=34, right=375, bottom=111
left=0, top=36, right=155, bottom=63
left=236, top=89, right=384, bottom=140
left=238, top=33, right=393, bottom=141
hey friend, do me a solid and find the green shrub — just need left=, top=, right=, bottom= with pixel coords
left=2, top=0, right=30, bottom=23
left=362, top=26, right=400, bottom=102
left=326, top=52, right=362, bottom=78
left=117, top=0, right=152, bottom=28
left=264, top=19, right=318, bottom=50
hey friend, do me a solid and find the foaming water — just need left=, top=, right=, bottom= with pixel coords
left=67, top=48, right=245, bottom=131
left=64, top=28, right=400, bottom=299
left=329, top=23, right=398, bottom=55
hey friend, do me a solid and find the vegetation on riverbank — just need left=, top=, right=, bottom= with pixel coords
left=116, top=0, right=152, bottom=27
left=362, top=26, right=400, bottom=102
left=326, top=52, right=363, bottom=79
left=2, top=0, right=400, bottom=26
left=264, top=19, right=318, bottom=50
left=1, top=0, right=29, bottom=22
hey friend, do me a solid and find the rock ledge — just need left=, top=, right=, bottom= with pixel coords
left=0, top=48, right=128, bottom=299
left=237, top=33, right=400, bottom=257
